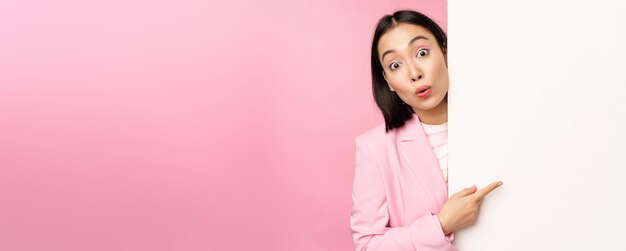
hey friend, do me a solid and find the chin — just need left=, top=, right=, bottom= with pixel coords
left=414, top=98, right=444, bottom=111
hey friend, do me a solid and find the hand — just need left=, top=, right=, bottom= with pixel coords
left=437, top=181, right=503, bottom=235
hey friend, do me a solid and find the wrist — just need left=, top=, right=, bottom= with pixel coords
left=437, top=214, right=451, bottom=236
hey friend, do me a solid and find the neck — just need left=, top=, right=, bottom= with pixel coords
left=413, top=99, right=448, bottom=125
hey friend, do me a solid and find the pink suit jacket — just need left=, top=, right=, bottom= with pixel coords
left=351, top=113, right=458, bottom=251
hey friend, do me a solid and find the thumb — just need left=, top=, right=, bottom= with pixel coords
left=452, top=185, right=477, bottom=198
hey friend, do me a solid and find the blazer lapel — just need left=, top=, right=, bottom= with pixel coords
left=396, top=113, right=448, bottom=212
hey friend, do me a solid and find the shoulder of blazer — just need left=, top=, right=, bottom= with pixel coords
left=356, top=122, right=393, bottom=145
left=355, top=121, right=401, bottom=158
left=356, top=113, right=422, bottom=147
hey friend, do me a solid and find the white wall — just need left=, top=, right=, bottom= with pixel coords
left=449, top=1, right=626, bottom=249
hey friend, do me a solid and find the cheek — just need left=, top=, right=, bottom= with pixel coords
left=427, top=60, right=448, bottom=85
left=424, top=60, right=440, bottom=76
left=386, top=71, right=410, bottom=90
left=436, top=64, right=449, bottom=87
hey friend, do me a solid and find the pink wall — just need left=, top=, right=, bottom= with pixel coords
left=0, top=0, right=445, bottom=250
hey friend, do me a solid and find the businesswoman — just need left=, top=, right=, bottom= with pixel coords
left=350, top=10, right=503, bottom=251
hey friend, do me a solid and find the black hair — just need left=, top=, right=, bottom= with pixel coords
left=371, top=10, right=447, bottom=132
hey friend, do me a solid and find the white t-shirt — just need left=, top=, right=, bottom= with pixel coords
left=421, top=122, right=448, bottom=183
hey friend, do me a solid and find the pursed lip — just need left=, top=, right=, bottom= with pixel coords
left=415, top=86, right=431, bottom=95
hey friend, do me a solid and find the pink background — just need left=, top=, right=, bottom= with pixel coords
left=0, top=0, right=445, bottom=250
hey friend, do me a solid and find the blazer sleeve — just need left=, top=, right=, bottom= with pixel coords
left=350, top=136, right=458, bottom=251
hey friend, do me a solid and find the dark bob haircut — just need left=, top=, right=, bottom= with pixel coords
left=371, top=10, right=447, bottom=132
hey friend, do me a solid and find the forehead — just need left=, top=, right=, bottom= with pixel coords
left=377, top=23, right=434, bottom=53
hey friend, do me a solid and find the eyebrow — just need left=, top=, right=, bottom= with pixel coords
left=381, top=35, right=429, bottom=62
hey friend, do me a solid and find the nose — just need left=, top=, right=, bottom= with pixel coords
left=408, top=61, right=423, bottom=82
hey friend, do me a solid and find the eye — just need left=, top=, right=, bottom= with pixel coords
left=416, top=48, right=429, bottom=58
left=389, top=62, right=401, bottom=70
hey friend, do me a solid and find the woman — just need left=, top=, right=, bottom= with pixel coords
left=350, top=10, right=503, bottom=251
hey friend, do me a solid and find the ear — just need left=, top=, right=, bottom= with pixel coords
left=383, top=71, right=395, bottom=92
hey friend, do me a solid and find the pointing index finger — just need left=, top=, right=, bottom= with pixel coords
left=473, top=181, right=503, bottom=200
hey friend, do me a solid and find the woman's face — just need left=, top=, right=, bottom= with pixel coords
left=378, top=23, right=448, bottom=114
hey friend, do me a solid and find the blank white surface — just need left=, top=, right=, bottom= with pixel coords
left=448, top=1, right=626, bottom=250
